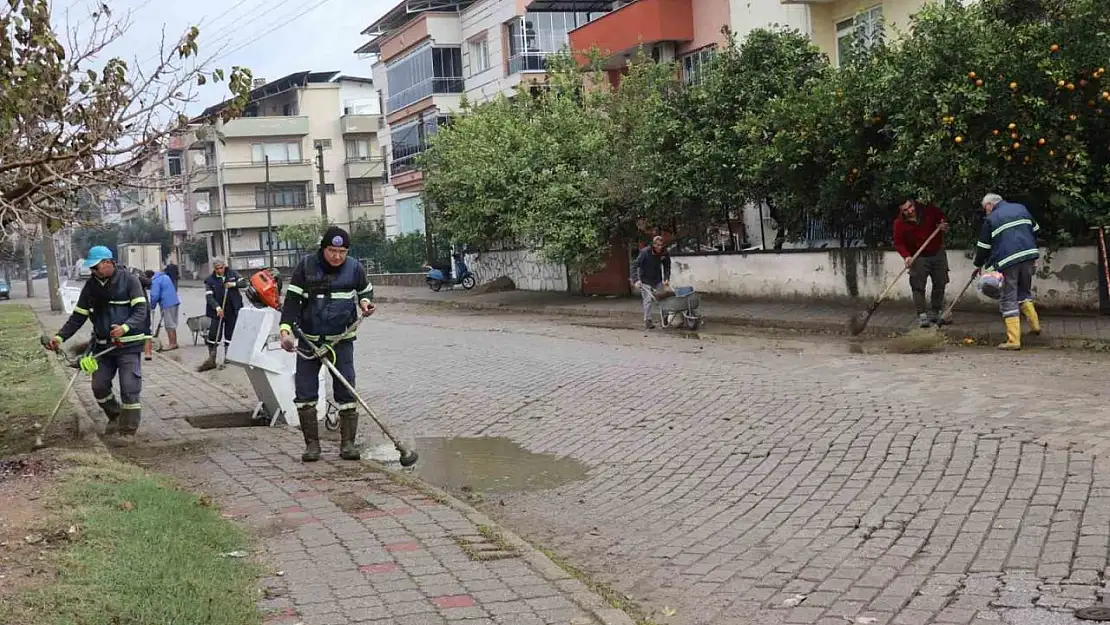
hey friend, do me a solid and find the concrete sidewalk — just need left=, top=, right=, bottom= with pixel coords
left=370, top=285, right=1110, bottom=346
left=29, top=301, right=630, bottom=625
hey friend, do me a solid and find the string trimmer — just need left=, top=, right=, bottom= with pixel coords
left=36, top=337, right=118, bottom=450
left=292, top=320, right=419, bottom=467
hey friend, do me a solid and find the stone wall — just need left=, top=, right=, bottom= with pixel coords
left=465, top=249, right=568, bottom=292
left=670, top=246, right=1103, bottom=310
left=368, top=272, right=426, bottom=288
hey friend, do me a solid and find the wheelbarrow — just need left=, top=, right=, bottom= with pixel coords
left=647, top=285, right=703, bottom=331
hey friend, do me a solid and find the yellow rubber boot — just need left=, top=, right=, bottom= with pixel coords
left=998, top=316, right=1022, bottom=351
left=1020, top=301, right=1041, bottom=335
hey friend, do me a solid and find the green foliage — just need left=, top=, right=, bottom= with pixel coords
left=71, top=215, right=173, bottom=260
left=182, top=237, right=208, bottom=266
left=420, top=0, right=1110, bottom=258
left=277, top=216, right=332, bottom=251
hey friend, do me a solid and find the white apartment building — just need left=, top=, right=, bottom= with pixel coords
left=186, top=71, right=385, bottom=270
left=356, top=0, right=602, bottom=238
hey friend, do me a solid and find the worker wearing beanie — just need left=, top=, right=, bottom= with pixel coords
left=279, top=226, right=375, bottom=461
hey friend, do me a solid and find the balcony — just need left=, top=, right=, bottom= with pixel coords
left=508, top=53, right=549, bottom=74
left=192, top=204, right=318, bottom=232
left=222, top=116, right=310, bottom=138
left=221, top=160, right=314, bottom=185
left=187, top=166, right=217, bottom=190
left=345, top=158, right=386, bottom=179
left=567, top=0, right=693, bottom=66
left=341, top=114, right=382, bottom=134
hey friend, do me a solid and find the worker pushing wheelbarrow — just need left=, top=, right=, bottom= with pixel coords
left=632, top=236, right=703, bottom=331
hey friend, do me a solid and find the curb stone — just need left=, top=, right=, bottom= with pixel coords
left=372, top=464, right=637, bottom=625
left=375, top=294, right=1110, bottom=350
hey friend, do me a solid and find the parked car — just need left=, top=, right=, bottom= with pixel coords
left=0, top=280, right=9, bottom=300
left=31, top=267, right=47, bottom=280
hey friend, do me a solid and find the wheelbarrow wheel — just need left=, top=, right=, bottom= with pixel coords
left=683, top=314, right=701, bottom=331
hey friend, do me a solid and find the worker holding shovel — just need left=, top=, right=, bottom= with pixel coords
left=278, top=227, right=375, bottom=462
left=44, top=246, right=150, bottom=443
left=893, top=199, right=951, bottom=328
left=198, top=258, right=243, bottom=372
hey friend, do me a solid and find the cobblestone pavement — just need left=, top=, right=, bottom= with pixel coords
left=50, top=289, right=1110, bottom=625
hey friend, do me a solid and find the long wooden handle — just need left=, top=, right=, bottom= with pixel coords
left=940, top=268, right=980, bottom=319
left=875, top=224, right=944, bottom=305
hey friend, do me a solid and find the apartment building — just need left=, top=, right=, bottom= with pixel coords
left=564, top=0, right=929, bottom=84
left=356, top=0, right=603, bottom=238
left=186, top=71, right=385, bottom=269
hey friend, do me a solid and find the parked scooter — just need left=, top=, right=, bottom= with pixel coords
left=425, top=251, right=476, bottom=292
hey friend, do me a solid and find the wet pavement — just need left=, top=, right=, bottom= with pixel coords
left=32, top=288, right=1110, bottom=625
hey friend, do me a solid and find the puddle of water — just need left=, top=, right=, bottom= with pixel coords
left=366, top=437, right=588, bottom=493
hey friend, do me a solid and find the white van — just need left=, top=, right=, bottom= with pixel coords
left=74, top=260, right=92, bottom=280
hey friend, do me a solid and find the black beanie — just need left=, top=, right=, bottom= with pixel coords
left=320, top=226, right=350, bottom=249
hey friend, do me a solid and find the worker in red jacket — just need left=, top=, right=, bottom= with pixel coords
left=893, top=199, right=950, bottom=327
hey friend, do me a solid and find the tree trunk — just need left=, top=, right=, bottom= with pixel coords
left=43, top=221, right=63, bottom=311
left=23, top=233, right=34, bottom=298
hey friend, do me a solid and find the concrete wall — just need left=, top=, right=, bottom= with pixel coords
left=461, top=0, right=523, bottom=103
left=465, top=249, right=568, bottom=292
left=670, top=247, right=1103, bottom=310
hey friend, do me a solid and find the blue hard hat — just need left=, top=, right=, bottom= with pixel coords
left=82, top=245, right=114, bottom=268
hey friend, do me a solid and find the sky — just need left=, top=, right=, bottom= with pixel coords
left=50, top=0, right=396, bottom=114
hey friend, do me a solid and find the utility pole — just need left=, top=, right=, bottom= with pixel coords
left=416, top=112, right=434, bottom=264
left=316, top=143, right=328, bottom=219
left=22, top=228, right=33, bottom=298
left=265, top=156, right=274, bottom=268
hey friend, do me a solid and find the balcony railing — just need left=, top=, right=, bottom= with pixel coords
left=386, top=77, right=464, bottom=113
left=222, top=115, right=310, bottom=138
left=345, top=157, right=386, bottom=179
left=507, top=53, right=548, bottom=74
left=221, top=160, right=314, bottom=185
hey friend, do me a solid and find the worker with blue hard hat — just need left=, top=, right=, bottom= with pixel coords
left=45, top=245, right=150, bottom=444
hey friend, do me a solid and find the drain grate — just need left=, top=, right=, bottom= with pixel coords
left=185, top=411, right=270, bottom=429
left=452, top=533, right=519, bottom=561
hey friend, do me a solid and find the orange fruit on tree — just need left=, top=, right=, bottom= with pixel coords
left=968, top=71, right=977, bottom=79
left=976, top=79, right=983, bottom=87
left=1058, top=80, right=1067, bottom=88
left=1013, top=142, right=1021, bottom=149
left=1038, top=138, right=1046, bottom=145
left=993, top=129, right=1000, bottom=135
left=1067, top=83, right=1076, bottom=91
left=1050, top=44, right=1060, bottom=52
left=1011, top=132, right=1019, bottom=139
left=1010, top=82, right=1018, bottom=90
left=1049, top=150, right=1056, bottom=156
left=955, top=136, right=964, bottom=144
left=1008, top=122, right=1017, bottom=130
left=1069, top=114, right=1077, bottom=120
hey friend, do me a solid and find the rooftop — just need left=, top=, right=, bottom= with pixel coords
left=194, top=71, right=374, bottom=122
left=354, top=0, right=478, bottom=55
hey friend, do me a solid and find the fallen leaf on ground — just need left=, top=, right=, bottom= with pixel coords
left=782, top=594, right=807, bottom=607
left=662, top=606, right=677, bottom=616
left=219, top=550, right=249, bottom=558
left=119, top=501, right=135, bottom=511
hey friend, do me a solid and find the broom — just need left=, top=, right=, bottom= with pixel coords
left=848, top=224, right=943, bottom=336
left=883, top=265, right=980, bottom=354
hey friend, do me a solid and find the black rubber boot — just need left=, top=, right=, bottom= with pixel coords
left=339, top=409, right=360, bottom=461
left=116, top=408, right=140, bottom=446
left=99, top=397, right=121, bottom=435
left=197, top=345, right=218, bottom=372
left=299, top=407, right=321, bottom=462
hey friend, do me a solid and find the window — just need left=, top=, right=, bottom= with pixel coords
left=166, top=151, right=183, bottom=177
left=348, top=179, right=375, bottom=205
left=346, top=139, right=373, bottom=161
left=259, top=231, right=293, bottom=250
left=389, top=115, right=448, bottom=176
left=250, top=142, right=302, bottom=164
left=836, top=5, right=883, bottom=66
left=385, top=44, right=464, bottom=112
left=506, top=12, right=598, bottom=74
left=680, top=47, right=715, bottom=86
left=254, top=184, right=308, bottom=208
left=313, top=139, right=332, bottom=150
left=317, top=183, right=336, bottom=194
left=468, top=37, right=490, bottom=75
left=397, top=197, right=425, bottom=235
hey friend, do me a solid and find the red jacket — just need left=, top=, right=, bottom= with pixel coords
left=893, top=204, right=946, bottom=258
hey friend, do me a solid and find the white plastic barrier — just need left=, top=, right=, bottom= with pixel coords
left=223, top=306, right=330, bottom=428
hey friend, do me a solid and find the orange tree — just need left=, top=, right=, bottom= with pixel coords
left=745, top=0, right=1110, bottom=247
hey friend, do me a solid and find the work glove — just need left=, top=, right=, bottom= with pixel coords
left=43, top=335, right=62, bottom=352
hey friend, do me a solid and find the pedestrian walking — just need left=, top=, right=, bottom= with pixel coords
left=198, top=258, right=243, bottom=372
left=894, top=199, right=951, bottom=327
left=279, top=226, right=375, bottom=462
left=631, top=236, right=672, bottom=330
left=974, top=193, right=1042, bottom=350
left=45, top=246, right=149, bottom=443
left=148, top=268, right=180, bottom=351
